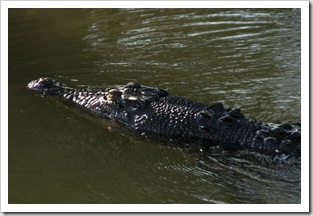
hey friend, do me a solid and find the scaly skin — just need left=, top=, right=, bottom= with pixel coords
left=28, top=77, right=301, bottom=158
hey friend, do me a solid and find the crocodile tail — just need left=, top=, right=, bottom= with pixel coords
left=265, top=123, right=301, bottom=157
left=230, top=121, right=301, bottom=157
left=197, top=106, right=301, bottom=157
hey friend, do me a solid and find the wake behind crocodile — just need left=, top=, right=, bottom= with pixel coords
left=27, top=77, right=301, bottom=160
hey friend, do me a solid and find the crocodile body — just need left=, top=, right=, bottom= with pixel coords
left=28, top=78, right=301, bottom=158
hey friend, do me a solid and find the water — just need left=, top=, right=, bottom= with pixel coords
left=8, top=8, right=301, bottom=204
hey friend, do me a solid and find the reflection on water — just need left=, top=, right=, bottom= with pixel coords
left=9, top=8, right=300, bottom=204
left=82, top=8, right=300, bottom=122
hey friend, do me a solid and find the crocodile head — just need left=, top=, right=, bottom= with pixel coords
left=28, top=78, right=168, bottom=104
left=27, top=77, right=68, bottom=95
left=27, top=78, right=169, bottom=123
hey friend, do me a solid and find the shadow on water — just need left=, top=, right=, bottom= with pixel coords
left=9, top=8, right=301, bottom=204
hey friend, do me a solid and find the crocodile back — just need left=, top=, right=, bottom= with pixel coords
left=133, top=96, right=301, bottom=157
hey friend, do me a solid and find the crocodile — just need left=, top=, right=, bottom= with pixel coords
left=27, top=77, right=301, bottom=158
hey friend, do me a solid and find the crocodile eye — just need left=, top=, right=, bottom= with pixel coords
left=107, top=92, right=114, bottom=100
left=106, top=89, right=121, bottom=101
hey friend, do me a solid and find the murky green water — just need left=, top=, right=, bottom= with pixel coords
left=9, top=8, right=301, bottom=204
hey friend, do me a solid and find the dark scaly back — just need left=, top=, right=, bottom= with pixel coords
left=133, top=95, right=300, bottom=158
